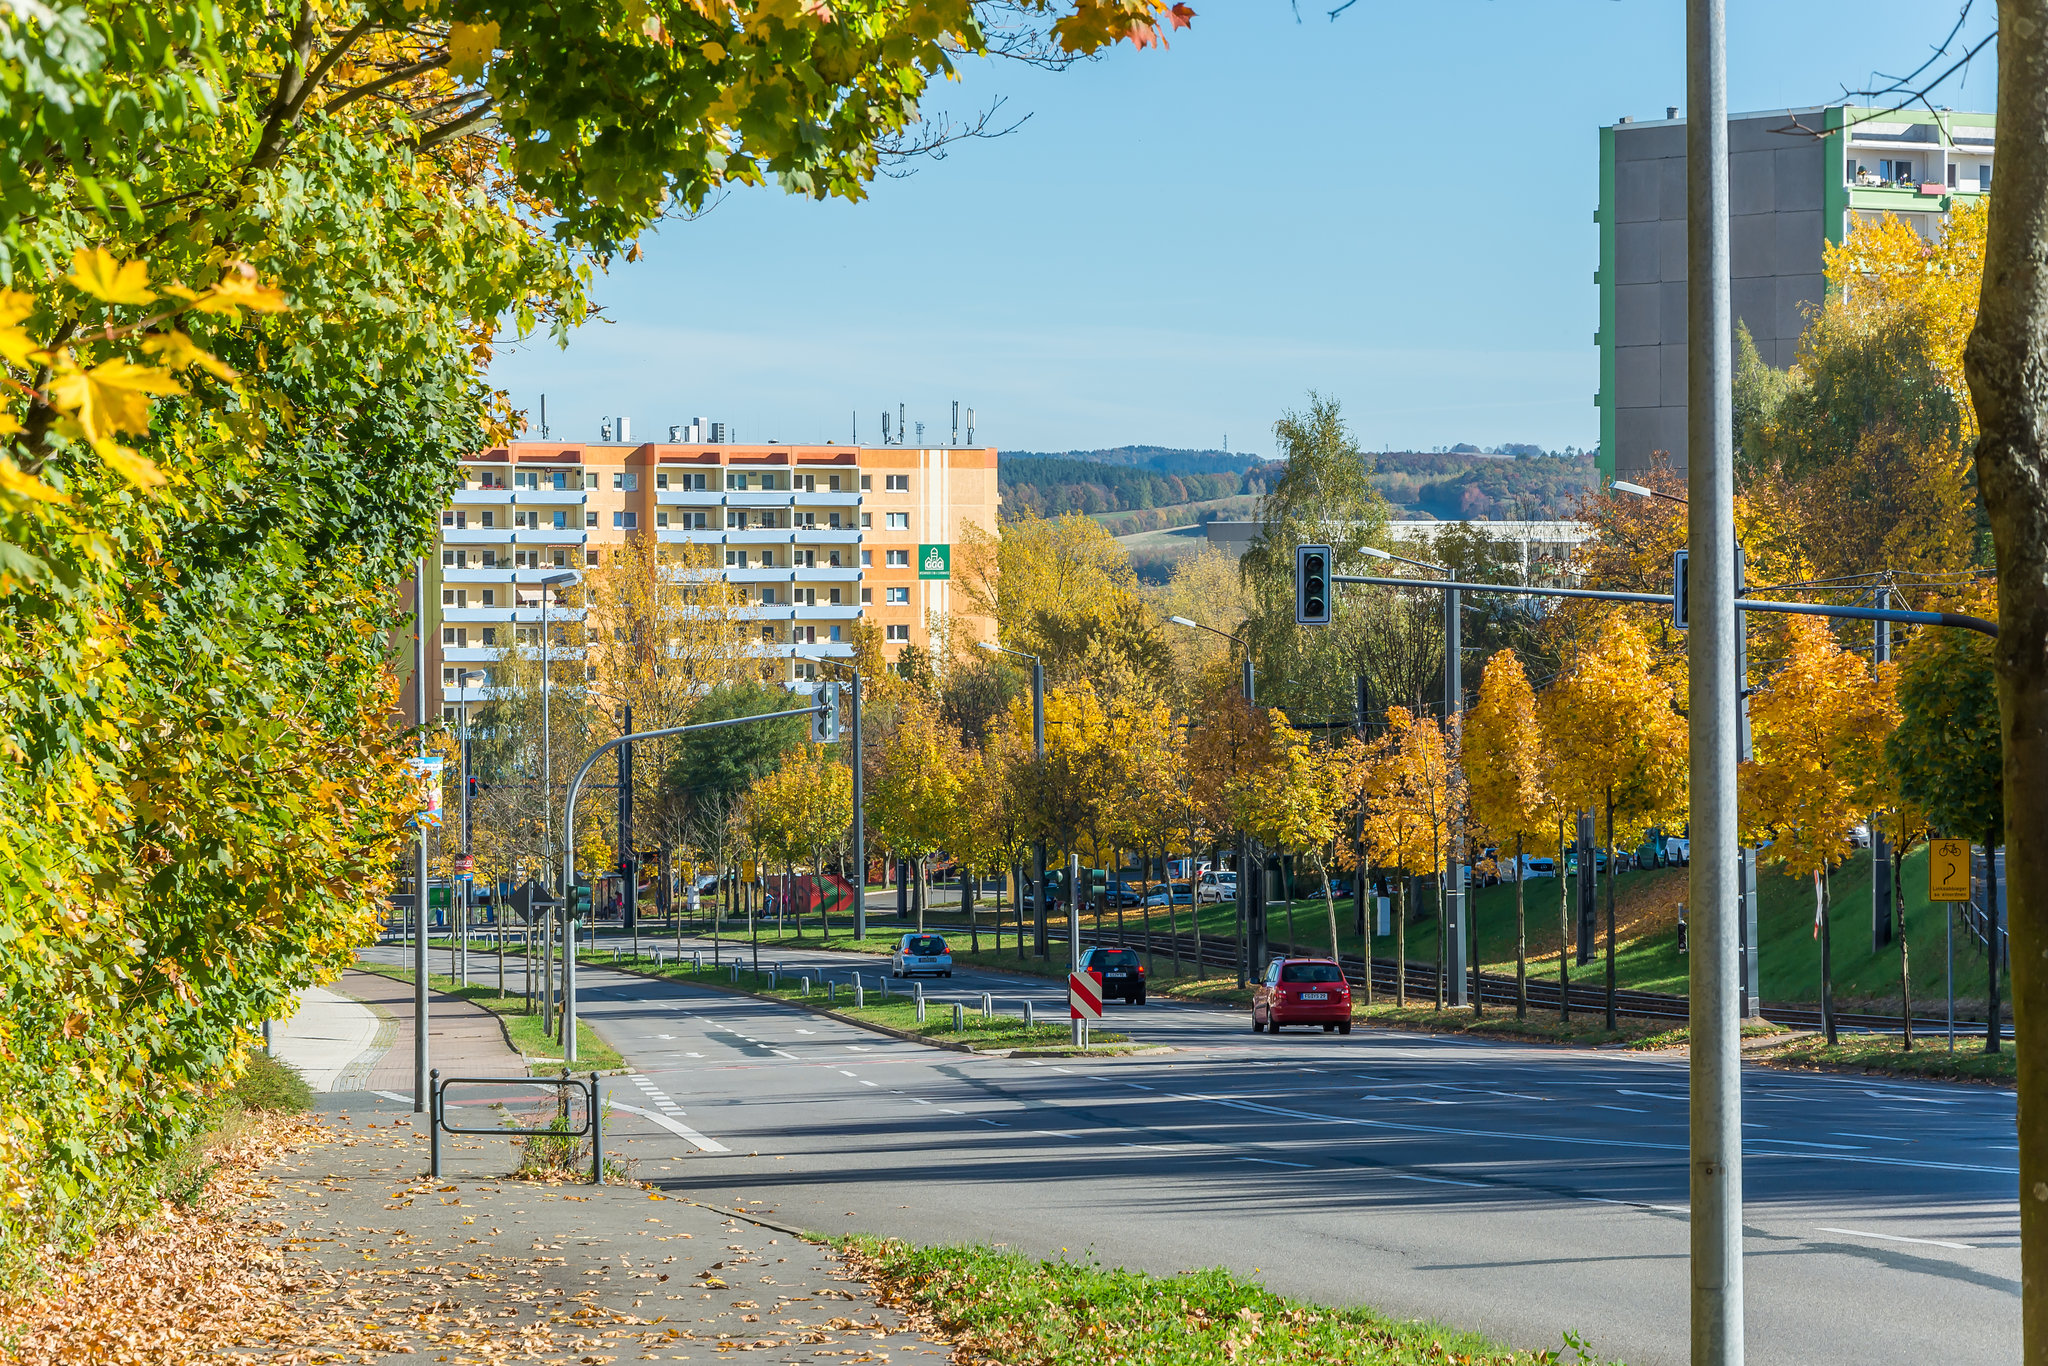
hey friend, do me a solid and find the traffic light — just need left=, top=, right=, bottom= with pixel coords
left=1672, top=549, right=1689, bottom=631
left=466, top=775, right=481, bottom=801
left=1294, top=544, right=1332, bottom=626
left=813, top=680, right=841, bottom=743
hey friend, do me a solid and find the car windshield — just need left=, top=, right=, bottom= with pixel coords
left=1280, top=963, right=1343, bottom=984
left=907, top=936, right=946, bottom=955
left=1096, top=950, right=1140, bottom=968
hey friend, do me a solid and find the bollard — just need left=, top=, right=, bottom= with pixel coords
left=828, top=980, right=837, bottom=1004
left=981, top=991, right=992, bottom=1018
left=692, top=950, right=702, bottom=972
left=589, top=1072, right=604, bottom=1185
left=429, top=1067, right=442, bottom=1177
left=801, top=976, right=811, bottom=996
left=731, top=964, right=740, bottom=983
left=952, top=1002, right=964, bottom=1031
left=855, top=982, right=865, bottom=1008
left=916, top=994, right=926, bottom=1023
left=767, top=970, right=777, bottom=990
left=1024, top=999, right=1034, bottom=1028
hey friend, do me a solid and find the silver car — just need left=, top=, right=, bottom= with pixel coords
left=890, top=932, right=953, bottom=978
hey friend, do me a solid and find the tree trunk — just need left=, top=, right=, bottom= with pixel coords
left=915, top=856, right=927, bottom=933
left=1819, top=868, right=1838, bottom=1047
left=1396, top=874, right=1408, bottom=1008
left=1558, top=817, right=1571, bottom=1023
left=1604, top=787, right=1617, bottom=1032
left=1515, top=832, right=1528, bottom=1020
left=1360, top=868, right=1373, bottom=1007
left=967, top=869, right=979, bottom=954
left=1321, top=854, right=1341, bottom=962
left=1470, top=868, right=1482, bottom=1019
left=1434, top=831, right=1446, bottom=1010
left=1961, top=19, right=2044, bottom=1353
left=1898, top=838, right=1914, bottom=1051
left=1987, top=833, right=2004, bottom=1054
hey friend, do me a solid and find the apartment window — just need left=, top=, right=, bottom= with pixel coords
left=797, top=512, right=816, bottom=528
left=802, top=626, right=817, bottom=644
left=656, top=512, right=669, bottom=528
left=586, top=548, right=599, bottom=566
left=551, top=549, right=567, bottom=567
left=515, top=471, right=538, bottom=490
left=762, top=587, right=777, bottom=605
left=552, top=470, right=570, bottom=490
left=860, top=475, right=872, bottom=491
left=613, top=511, right=638, bottom=529
left=442, top=627, right=468, bottom=647
left=861, top=513, right=873, bottom=529
left=885, top=474, right=909, bottom=492
left=726, top=550, right=748, bottom=568
left=442, top=549, right=457, bottom=567
left=860, top=588, right=873, bottom=604
left=583, top=472, right=599, bottom=490
left=827, top=551, right=842, bottom=568
left=886, top=586, right=909, bottom=605
left=656, top=470, right=668, bottom=490
left=861, top=550, right=873, bottom=567
left=885, top=512, right=908, bottom=530
left=730, top=472, right=749, bottom=491
left=829, top=588, right=842, bottom=605
left=799, top=588, right=816, bottom=607
left=613, top=472, right=638, bottom=491
left=829, top=475, right=842, bottom=492
left=440, top=510, right=456, bottom=528
left=685, top=511, right=708, bottom=530
left=481, top=589, right=495, bottom=606
left=886, top=549, right=909, bottom=568
left=442, top=588, right=468, bottom=608
left=761, top=625, right=777, bottom=642
left=586, top=665, right=597, bottom=681
left=585, top=511, right=598, bottom=528
left=443, top=667, right=458, bottom=685
left=553, top=511, right=569, bottom=529
left=480, top=627, right=497, bottom=646
left=726, top=511, right=748, bottom=530
left=886, top=624, right=910, bottom=642
left=828, top=513, right=842, bottom=530
left=760, top=550, right=776, bottom=567
left=515, top=510, right=533, bottom=529
left=1982, top=164, right=1994, bottom=189
left=1947, top=163, right=1958, bottom=188
left=796, top=474, right=815, bottom=492
left=481, top=549, right=497, bottom=567
left=480, top=510, right=494, bottom=528
left=829, top=626, right=842, bottom=642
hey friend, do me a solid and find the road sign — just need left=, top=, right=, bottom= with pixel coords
left=1929, top=839, right=1972, bottom=902
left=453, top=854, right=475, bottom=874
left=1068, top=971, right=1103, bottom=1020
left=742, top=859, right=758, bottom=884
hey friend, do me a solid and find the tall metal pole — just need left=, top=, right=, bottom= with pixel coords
left=413, top=558, right=430, bottom=1112
left=543, top=588, right=554, bottom=894
left=1687, top=3, right=1745, bottom=1359
left=1444, top=584, right=1466, bottom=1006
left=1032, top=658, right=1048, bottom=958
left=1069, top=852, right=1084, bottom=1046
left=851, top=669, right=867, bottom=939
left=1872, top=587, right=1894, bottom=952
left=459, top=696, right=471, bottom=987
left=1240, top=643, right=1255, bottom=987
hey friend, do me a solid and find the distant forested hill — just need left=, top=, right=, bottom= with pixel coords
left=998, top=447, right=1280, bottom=519
left=1373, top=451, right=1598, bottom=520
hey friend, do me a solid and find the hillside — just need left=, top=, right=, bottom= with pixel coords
left=998, top=449, right=1280, bottom=521
left=1372, top=451, right=1599, bottom=521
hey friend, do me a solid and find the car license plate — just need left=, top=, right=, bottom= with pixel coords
left=1300, top=991, right=1328, bottom=1000
left=918, top=957, right=934, bottom=963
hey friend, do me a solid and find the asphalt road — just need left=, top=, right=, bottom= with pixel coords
left=365, top=932, right=2020, bottom=1366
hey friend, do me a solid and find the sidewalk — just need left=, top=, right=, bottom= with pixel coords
left=250, top=1091, right=951, bottom=1363
left=333, top=968, right=528, bottom=1096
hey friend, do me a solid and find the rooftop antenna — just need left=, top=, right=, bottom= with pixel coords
left=539, top=393, right=549, bottom=440
left=951, top=400, right=959, bottom=447
left=966, top=407, right=975, bottom=445
left=853, top=410, right=858, bottom=446
left=898, top=403, right=905, bottom=447
left=915, top=420, right=925, bottom=446
left=882, top=411, right=892, bottom=445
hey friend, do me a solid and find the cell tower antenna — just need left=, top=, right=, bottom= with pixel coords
left=898, top=403, right=906, bottom=447
left=539, top=393, right=549, bottom=440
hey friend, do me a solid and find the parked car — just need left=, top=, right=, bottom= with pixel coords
left=1518, top=856, right=1557, bottom=880
left=1104, top=878, right=1148, bottom=907
left=1665, top=837, right=1690, bottom=865
left=1849, top=824, right=1871, bottom=849
left=1251, top=957, right=1352, bottom=1034
left=890, top=933, right=953, bottom=978
left=1080, top=945, right=1147, bottom=1003
left=1198, top=872, right=1236, bottom=903
left=1143, top=881, right=1194, bottom=907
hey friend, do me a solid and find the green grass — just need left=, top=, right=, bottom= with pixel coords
left=231, top=1049, right=313, bottom=1113
left=350, top=961, right=625, bottom=1071
left=1353, top=1003, right=1680, bottom=1048
left=1755, top=1032, right=2017, bottom=1084
left=839, top=1236, right=1623, bottom=1366
left=576, top=950, right=1128, bottom=1051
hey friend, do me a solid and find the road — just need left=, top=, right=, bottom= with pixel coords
left=364, top=933, right=2020, bottom=1366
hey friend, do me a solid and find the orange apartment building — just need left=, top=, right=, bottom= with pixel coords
left=424, top=439, right=1000, bottom=715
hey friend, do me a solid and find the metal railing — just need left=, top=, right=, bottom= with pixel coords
left=430, top=1068, right=602, bottom=1183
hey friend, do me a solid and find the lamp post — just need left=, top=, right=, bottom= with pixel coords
left=978, top=641, right=1048, bottom=957
left=456, top=668, right=486, bottom=986
left=817, top=657, right=867, bottom=939
left=537, top=568, right=578, bottom=1026
left=1165, top=615, right=1255, bottom=986
left=1359, top=548, right=1470, bottom=1008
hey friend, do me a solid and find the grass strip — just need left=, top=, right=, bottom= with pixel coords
left=351, top=962, right=625, bottom=1072
left=584, top=950, right=1131, bottom=1051
left=838, top=1235, right=1623, bottom=1366
left=1753, top=1032, right=2016, bottom=1083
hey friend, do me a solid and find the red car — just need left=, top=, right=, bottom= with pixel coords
left=1252, top=957, right=1352, bottom=1034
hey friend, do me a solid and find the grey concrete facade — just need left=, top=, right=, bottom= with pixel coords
left=1606, top=110, right=1829, bottom=478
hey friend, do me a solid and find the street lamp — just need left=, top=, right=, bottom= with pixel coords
left=537, top=568, right=578, bottom=1043
left=456, top=668, right=485, bottom=985
left=1166, top=616, right=1254, bottom=704
left=978, top=640, right=1049, bottom=958
left=1360, top=546, right=1470, bottom=1008
left=1612, top=478, right=1690, bottom=507
left=815, top=656, right=868, bottom=939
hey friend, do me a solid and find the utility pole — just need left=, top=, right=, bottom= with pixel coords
left=620, top=701, right=635, bottom=958
left=851, top=669, right=867, bottom=939
left=1444, top=584, right=1466, bottom=1006
left=1686, top=1, right=1745, bottom=1357
left=1872, top=586, right=1894, bottom=952
left=413, top=557, right=430, bottom=1113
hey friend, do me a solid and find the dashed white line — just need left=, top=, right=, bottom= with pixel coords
left=1388, top=1173, right=1483, bottom=1187
left=1818, top=1226, right=1973, bottom=1250
left=1238, top=1157, right=1313, bottom=1168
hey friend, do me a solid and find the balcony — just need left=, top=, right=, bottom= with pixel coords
left=440, top=526, right=511, bottom=545
left=439, top=605, right=517, bottom=623
left=654, top=527, right=723, bottom=550
left=452, top=487, right=514, bottom=506
left=655, top=488, right=726, bottom=507
left=514, top=526, right=589, bottom=545
left=515, top=486, right=588, bottom=506
left=792, top=564, right=862, bottom=583
left=440, top=645, right=500, bottom=664
left=726, top=491, right=796, bottom=510
left=791, top=641, right=856, bottom=660
left=794, top=528, right=862, bottom=546
left=792, top=603, right=862, bottom=622
left=442, top=564, right=514, bottom=583
left=796, top=491, right=862, bottom=509
left=724, top=527, right=794, bottom=546
left=724, top=566, right=792, bottom=584
left=751, top=603, right=798, bottom=622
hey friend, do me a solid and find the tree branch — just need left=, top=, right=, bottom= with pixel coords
left=323, top=53, right=454, bottom=116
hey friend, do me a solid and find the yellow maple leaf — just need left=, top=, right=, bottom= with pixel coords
left=48, top=357, right=185, bottom=440
left=66, top=248, right=158, bottom=306
left=190, top=263, right=288, bottom=317
left=447, top=20, right=501, bottom=81
left=0, top=456, right=70, bottom=505
left=141, top=331, right=238, bottom=381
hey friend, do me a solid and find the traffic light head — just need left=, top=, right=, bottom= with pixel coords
left=813, top=680, right=841, bottom=743
left=1294, top=544, right=1332, bottom=626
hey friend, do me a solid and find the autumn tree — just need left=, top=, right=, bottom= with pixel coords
left=867, top=699, right=964, bottom=932
left=1361, top=708, right=1456, bottom=1008
left=1543, top=616, right=1687, bottom=1030
left=1463, top=650, right=1552, bottom=1020
left=1188, top=685, right=1284, bottom=981
left=1741, top=618, right=1897, bottom=1044
left=1239, top=722, right=1349, bottom=963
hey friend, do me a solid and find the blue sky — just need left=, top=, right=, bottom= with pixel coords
left=488, top=1, right=1998, bottom=458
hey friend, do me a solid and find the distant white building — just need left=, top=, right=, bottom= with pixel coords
left=1201, top=519, right=1592, bottom=584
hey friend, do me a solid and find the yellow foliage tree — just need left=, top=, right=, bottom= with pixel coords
left=1238, top=720, right=1349, bottom=963
left=865, top=699, right=963, bottom=933
left=1361, top=707, right=1459, bottom=1008
left=1462, top=650, right=1552, bottom=1020
left=1543, top=616, right=1688, bottom=1029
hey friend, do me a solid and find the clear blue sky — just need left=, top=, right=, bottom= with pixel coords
left=488, top=1, right=1997, bottom=458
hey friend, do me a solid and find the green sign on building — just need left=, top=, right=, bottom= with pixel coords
left=917, top=543, right=951, bottom=580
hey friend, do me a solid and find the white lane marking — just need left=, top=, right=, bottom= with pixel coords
left=654, top=1034, right=675, bottom=1041
left=603, top=1100, right=731, bottom=1153
left=1238, top=1157, right=1314, bottom=1168
left=1863, top=1089, right=1959, bottom=1105
left=839, top=1070, right=859, bottom=1077
left=1616, top=1089, right=1681, bottom=1100
left=859, top=1080, right=879, bottom=1087
left=1124, top=1083, right=1155, bottom=1091
left=686, top=1052, right=703, bottom=1058
left=1832, top=1133, right=1912, bottom=1143
left=1121, top=1141, right=1178, bottom=1151
left=910, top=1099, right=933, bottom=1106
left=847, top=1046, right=872, bottom=1052
left=1817, top=1226, right=1973, bottom=1251
left=796, top=1029, right=816, bottom=1035
left=372, top=1090, right=415, bottom=1104
left=1387, top=1173, right=1483, bottom=1187
left=772, top=1049, right=797, bottom=1059
left=1592, top=1104, right=1648, bottom=1114
left=1035, top=1129, right=1078, bottom=1139
left=975, top=1118, right=1009, bottom=1126
left=1761, top=1139, right=1867, bottom=1150
left=937, top=1108, right=963, bottom=1114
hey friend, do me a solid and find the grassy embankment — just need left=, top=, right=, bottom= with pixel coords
left=351, top=961, right=626, bottom=1071
left=840, top=1236, right=1622, bottom=1366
